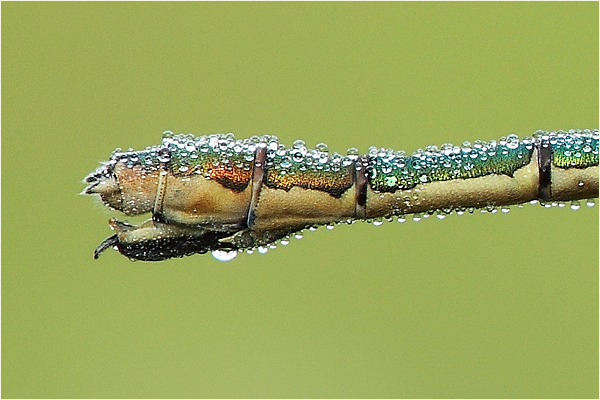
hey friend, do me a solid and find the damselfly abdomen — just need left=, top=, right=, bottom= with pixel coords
left=83, top=129, right=599, bottom=261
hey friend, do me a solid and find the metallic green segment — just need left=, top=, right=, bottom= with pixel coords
left=162, top=132, right=261, bottom=177
left=264, top=139, right=357, bottom=198
left=366, top=134, right=534, bottom=193
left=537, top=129, right=599, bottom=169
left=163, top=133, right=260, bottom=191
left=264, top=167, right=354, bottom=198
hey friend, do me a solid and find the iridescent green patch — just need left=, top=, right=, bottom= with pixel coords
left=367, top=134, right=534, bottom=193
left=263, top=139, right=357, bottom=198
left=163, top=132, right=257, bottom=179
left=548, top=130, right=599, bottom=169
left=264, top=167, right=354, bottom=198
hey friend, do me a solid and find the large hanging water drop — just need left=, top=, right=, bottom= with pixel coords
left=211, top=249, right=238, bottom=261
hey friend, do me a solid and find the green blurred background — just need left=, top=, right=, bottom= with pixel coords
left=2, top=2, right=598, bottom=398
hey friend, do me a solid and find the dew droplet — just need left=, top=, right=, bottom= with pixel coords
left=385, top=176, right=398, bottom=186
left=293, top=139, right=306, bottom=149
left=397, top=216, right=406, bottom=223
left=211, top=250, right=238, bottom=261
left=346, top=147, right=359, bottom=160
left=372, top=219, right=383, bottom=226
left=505, top=134, right=520, bottom=149
left=257, top=246, right=268, bottom=254
left=315, top=142, right=329, bottom=152
left=586, top=199, right=595, bottom=207
left=157, top=148, right=171, bottom=163
left=570, top=200, right=581, bottom=210
left=292, top=150, right=305, bottom=162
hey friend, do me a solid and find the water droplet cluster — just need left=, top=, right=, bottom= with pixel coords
left=535, top=129, right=599, bottom=169
left=366, top=134, right=534, bottom=192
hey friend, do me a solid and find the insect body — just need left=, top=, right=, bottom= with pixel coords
left=83, top=130, right=599, bottom=261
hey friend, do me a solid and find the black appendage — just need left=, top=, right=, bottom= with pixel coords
left=95, top=232, right=235, bottom=261
left=537, top=138, right=553, bottom=201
